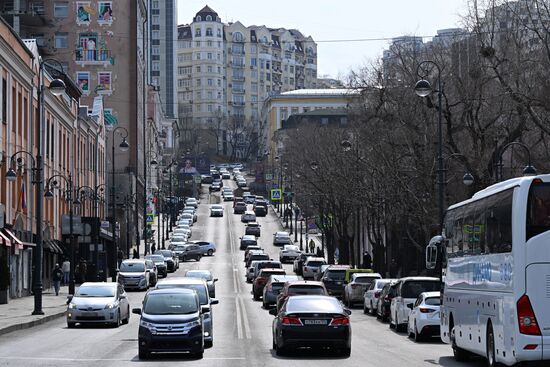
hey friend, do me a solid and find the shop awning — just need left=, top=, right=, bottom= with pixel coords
left=43, top=240, right=61, bottom=254
left=0, top=231, right=11, bottom=247
left=52, top=240, right=67, bottom=255
left=2, top=229, right=23, bottom=249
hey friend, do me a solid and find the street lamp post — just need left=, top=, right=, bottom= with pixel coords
left=45, top=174, right=76, bottom=294
left=6, top=59, right=67, bottom=314
left=109, top=127, right=129, bottom=275
left=495, top=141, right=537, bottom=181
left=415, top=60, right=444, bottom=232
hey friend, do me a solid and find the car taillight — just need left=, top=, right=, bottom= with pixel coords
left=374, top=291, right=381, bottom=298
left=257, top=278, right=267, bottom=284
left=281, top=316, right=302, bottom=325
left=330, top=316, right=350, bottom=326
left=419, top=308, right=436, bottom=313
left=517, top=294, right=541, bottom=335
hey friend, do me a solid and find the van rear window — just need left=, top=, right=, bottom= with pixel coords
left=401, top=281, right=440, bottom=299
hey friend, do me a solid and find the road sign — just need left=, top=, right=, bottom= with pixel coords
left=146, top=213, right=155, bottom=224
left=270, top=189, right=282, bottom=201
left=194, top=175, right=202, bottom=184
left=265, top=173, right=273, bottom=181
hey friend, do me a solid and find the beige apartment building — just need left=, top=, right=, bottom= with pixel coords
left=177, top=5, right=318, bottom=160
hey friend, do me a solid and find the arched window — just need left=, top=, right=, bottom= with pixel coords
left=262, top=36, right=268, bottom=44
left=196, top=15, right=201, bottom=21
left=233, top=32, right=244, bottom=42
left=307, top=47, right=314, bottom=56
left=206, top=15, right=212, bottom=21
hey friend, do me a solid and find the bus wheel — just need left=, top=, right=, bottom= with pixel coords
left=451, top=326, right=469, bottom=362
left=486, top=323, right=499, bottom=367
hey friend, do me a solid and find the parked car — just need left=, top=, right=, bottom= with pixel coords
left=270, top=295, right=352, bottom=357
left=364, top=279, right=395, bottom=315
left=241, top=210, right=256, bottom=223
left=273, top=231, right=291, bottom=246
left=252, top=268, right=287, bottom=300
left=191, top=241, right=217, bottom=256
left=239, top=235, right=258, bottom=250
left=293, top=252, right=316, bottom=275
left=185, top=197, right=199, bottom=208
left=377, top=281, right=398, bottom=322
left=262, top=275, right=300, bottom=309
left=210, top=204, right=224, bottom=217
left=182, top=209, right=197, bottom=222
left=321, top=265, right=352, bottom=298
left=179, top=213, right=194, bottom=226
left=343, top=272, right=382, bottom=307
left=118, top=260, right=150, bottom=291
left=302, top=257, right=328, bottom=280
left=67, top=282, right=130, bottom=328
left=154, top=277, right=219, bottom=348
left=175, top=224, right=192, bottom=237
left=133, top=288, right=205, bottom=359
left=144, top=259, right=158, bottom=287
left=278, top=244, right=301, bottom=263
left=407, top=291, right=441, bottom=342
left=234, top=201, right=247, bottom=214
left=245, top=222, right=261, bottom=237
left=253, top=204, right=267, bottom=216
left=184, top=269, right=218, bottom=298
left=180, top=244, right=203, bottom=262
left=154, top=250, right=178, bottom=272
left=144, top=254, right=168, bottom=278
left=276, top=280, right=329, bottom=312
left=389, top=277, right=440, bottom=332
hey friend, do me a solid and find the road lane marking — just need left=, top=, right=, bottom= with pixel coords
left=235, top=297, right=243, bottom=339
left=238, top=296, right=251, bottom=339
left=0, top=356, right=246, bottom=361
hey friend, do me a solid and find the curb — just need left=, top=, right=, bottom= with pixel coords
left=0, top=310, right=66, bottom=337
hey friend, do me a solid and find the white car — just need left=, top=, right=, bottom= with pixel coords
left=185, top=197, right=198, bottom=208
left=407, top=291, right=441, bottom=342
left=343, top=273, right=382, bottom=307
left=389, top=277, right=440, bottom=332
left=210, top=204, right=224, bottom=217
left=182, top=209, right=197, bottom=222
left=302, top=257, right=327, bottom=279
left=273, top=231, right=291, bottom=246
left=173, top=228, right=190, bottom=238
left=223, top=192, right=234, bottom=201
left=178, top=218, right=193, bottom=228
left=179, top=213, right=194, bottom=226
left=176, top=224, right=192, bottom=237
left=363, top=279, right=396, bottom=315
left=279, top=244, right=301, bottom=263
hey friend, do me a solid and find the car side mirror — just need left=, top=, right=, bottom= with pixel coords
left=132, top=308, right=142, bottom=315
left=120, top=294, right=127, bottom=299
left=407, top=303, right=414, bottom=309
left=344, top=308, right=352, bottom=316
left=201, top=305, right=210, bottom=314
left=210, top=299, right=219, bottom=305
left=213, top=278, right=219, bottom=282
left=269, top=308, right=278, bottom=316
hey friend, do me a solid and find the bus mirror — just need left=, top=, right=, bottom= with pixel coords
left=426, top=243, right=438, bottom=270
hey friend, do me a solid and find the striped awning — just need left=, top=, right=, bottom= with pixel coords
left=0, top=231, right=11, bottom=247
left=2, top=229, right=23, bottom=249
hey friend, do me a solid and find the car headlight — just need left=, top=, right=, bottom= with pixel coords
left=68, top=302, right=77, bottom=309
left=105, top=302, right=119, bottom=309
left=140, top=319, right=155, bottom=329
left=186, top=319, right=201, bottom=328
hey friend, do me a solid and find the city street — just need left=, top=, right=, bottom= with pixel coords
left=0, top=180, right=488, bottom=367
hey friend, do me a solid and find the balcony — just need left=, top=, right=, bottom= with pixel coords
left=232, top=101, right=245, bottom=106
left=232, top=88, right=245, bottom=94
left=232, top=76, right=245, bottom=82
left=231, top=62, right=245, bottom=69
left=75, top=49, right=111, bottom=65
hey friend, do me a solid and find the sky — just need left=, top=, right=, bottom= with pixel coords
left=177, top=0, right=468, bottom=79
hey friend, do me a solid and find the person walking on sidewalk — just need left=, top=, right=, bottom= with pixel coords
left=62, top=259, right=70, bottom=285
left=308, top=239, right=315, bottom=254
left=52, top=264, right=64, bottom=296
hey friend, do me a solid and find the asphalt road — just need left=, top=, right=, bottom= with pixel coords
left=0, top=179, right=489, bottom=366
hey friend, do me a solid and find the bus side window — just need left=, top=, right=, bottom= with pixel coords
left=486, top=190, right=513, bottom=253
left=473, top=201, right=486, bottom=254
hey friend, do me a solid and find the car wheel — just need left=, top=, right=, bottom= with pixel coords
left=363, top=302, right=368, bottom=314
left=253, top=292, right=260, bottom=301
left=113, top=310, right=121, bottom=328
left=138, top=346, right=149, bottom=360
left=182, top=256, right=186, bottom=262
left=451, top=326, right=469, bottom=362
left=389, top=313, right=396, bottom=329
left=122, top=307, right=130, bottom=324
left=486, top=323, right=499, bottom=367
left=340, top=347, right=351, bottom=357
left=207, top=249, right=213, bottom=256
left=67, top=322, right=76, bottom=328
left=414, top=321, right=423, bottom=342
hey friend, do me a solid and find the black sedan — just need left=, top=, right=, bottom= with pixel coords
left=270, top=295, right=351, bottom=357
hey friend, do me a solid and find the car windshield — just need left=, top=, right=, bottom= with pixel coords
left=288, top=285, right=325, bottom=295
left=175, top=246, right=187, bottom=251
left=354, top=276, right=376, bottom=284
left=156, top=250, right=172, bottom=257
left=376, top=281, right=389, bottom=289
left=258, top=262, right=281, bottom=270
left=145, top=255, right=165, bottom=263
left=401, top=281, right=440, bottom=298
left=211, top=205, right=223, bottom=209
left=325, top=270, right=346, bottom=280
left=75, top=285, right=115, bottom=297
left=271, top=283, right=285, bottom=291
left=284, top=245, right=299, bottom=251
left=243, top=236, right=256, bottom=241
left=259, top=270, right=285, bottom=278
left=306, top=261, right=325, bottom=267
left=286, top=297, right=341, bottom=313
left=120, top=262, right=145, bottom=272
left=186, top=271, right=213, bottom=281
left=155, top=284, right=208, bottom=305
left=143, top=293, right=199, bottom=315
left=424, top=297, right=441, bottom=306
left=252, top=254, right=269, bottom=260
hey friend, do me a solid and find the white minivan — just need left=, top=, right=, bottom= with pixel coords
left=389, top=276, right=440, bottom=332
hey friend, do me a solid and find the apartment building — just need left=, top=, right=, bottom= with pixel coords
left=177, top=5, right=318, bottom=160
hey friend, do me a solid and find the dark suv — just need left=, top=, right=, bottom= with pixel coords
left=180, top=244, right=203, bottom=262
left=377, top=281, right=398, bottom=322
left=234, top=201, right=247, bottom=214
left=245, top=222, right=261, bottom=237
left=321, top=265, right=351, bottom=298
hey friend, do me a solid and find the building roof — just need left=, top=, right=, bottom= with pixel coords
left=278, top=88, right=360, bottom=97
left=194, top=5, right=219, bottom=22
left=178, top=25, right=192, bottom=40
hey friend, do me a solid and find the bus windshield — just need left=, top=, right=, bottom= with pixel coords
left=526, top=182, right=550, bottom=240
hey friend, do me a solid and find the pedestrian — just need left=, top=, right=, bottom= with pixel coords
left=363, top=251, right=372, bottom=269
left=62, top=258, right=70, bottom=285
left=316, top=246, right=323, bottom=258
left=133, top=248, right=139, bottom=259
left=51, top=264, right=63, bottom=296
left=390, top=258, right=399, bottom=278
left=151, top=243, right=156, bottom=255
left=308, top=239, right=315, bottom=254
left=79, top=258, right=87, bottom=283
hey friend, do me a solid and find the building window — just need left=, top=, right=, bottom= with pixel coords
left=195, top=41, right=201, bottom=47
left=196, top=66, right=201, bottom=73
left=152, top=47, right=160, bottom=55
left=196, top=15, right=202, bottom=21
left=31, top=33, right=45, bottom=47
left=208, top=79, right=213, bottom=86
left=217, top=28, right=222, bottom=37
left=152, top=15, right=160, bottom=25
left=207, top=53, right=212, bottom=59
left=232, top=32, right=244, bottom=42
left=217, top=66, right=221, bottom=73
left=206, top=15, right=212, bottom=21
left=54, top=33, right=68, bottom=48
left=76, top=2, right=91, bottom=23
left=152, top=0, right=159, bottom=8
left=280, top=108, right=288, bottom=121
left=208, top=104, right=213, bottom=112
left=98, top=2, right=113, bottom=23
left=195, top=52, right=201, bottom=60
left=206, top=28, right=213, bottom=36
left=54, top=1, right=69, bottom=17
left=152, top=30, right=160, bottom=39
left=207, top=66, right=213, bottom=73
left=207, top=40, right=212, bottom=47
left=76, top=71, right=90, bottom=94
left=97, top=72, right=112, bottom=94
left=251, top=58, right=257, bottom=66
left=217, top=79, right=221, bottom=87
left=152, top=62, right=160, bottom=71
left=195, top=28, right=201, bottom=37
left=196, top=79, right=201, bottom=86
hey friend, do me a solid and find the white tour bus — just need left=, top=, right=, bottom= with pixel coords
left=427, top=175, right=550, bottom=366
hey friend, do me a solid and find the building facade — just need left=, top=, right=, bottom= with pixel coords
left=177, top=6, right=318, bottom=160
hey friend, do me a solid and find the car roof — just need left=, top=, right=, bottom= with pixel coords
left=244, top=210, right=255, bottom=214
left=156, top=277, right=206, bottom=286
left=305, top=257, right=325, bottom=262
left=421, top=291, right=441, bottom=298
left=80, top=282, right=116, bottom=288
left=243, top=235, right=256, bottom=239
left=287, top=280, right=324, bottom=286
left=327, top=265, right=351, bottom=270
left=269, top=275, right=299, bottom=282
left=259, top=268, right=285, bottom=273
left=147, top=288, right=199, bottom=296
left=275, top=231, right=289, bottom=236
left=398, top=276, right=440, bottom=282
left=121, top=259, right=145, bottom=264
left=352, top=272, right=382, bottom=278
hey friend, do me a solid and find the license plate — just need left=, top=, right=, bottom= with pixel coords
left=82, top=312, right=98, bottom=317
left=336, top=281, right=342, bottom=285
left=303, top=319, right=328, bottom=325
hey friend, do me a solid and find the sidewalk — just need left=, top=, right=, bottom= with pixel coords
left=0, top=287, right=69, bottom=336
left=271, top=204, right=324, bottom=256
